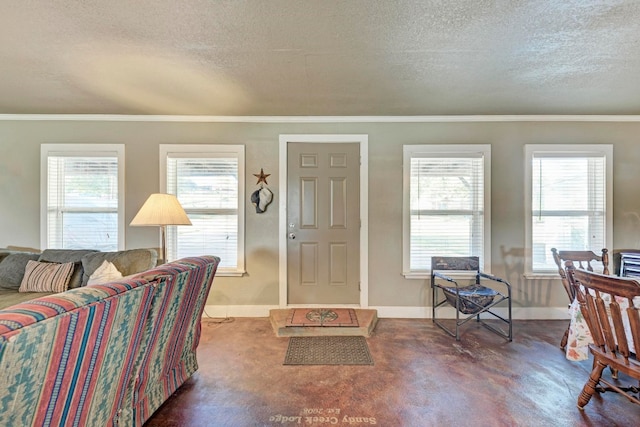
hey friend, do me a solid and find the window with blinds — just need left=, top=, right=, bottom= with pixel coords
left=162, top=145, right=245, bottom=274
left=525, top=145, right=613, bottom=274
left=403, top=145, right=491, bottom=275
left=41, top=144, right=124, bottom=251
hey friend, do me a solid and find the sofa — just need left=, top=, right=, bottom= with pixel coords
left=0, top=255, right=220, bottom=427
left=0, top=248, right=158, bottom=310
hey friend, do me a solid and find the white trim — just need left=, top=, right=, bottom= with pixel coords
left=159, top=144, right=246, bottom=272
left=523, top=273, right=561, bottom=280
left=40, top=143, right=125, bottom=251
left=523, top=144, right=614, bottom=275
left=202, top=304, right=278, bottom=318
left=405, top=271, right=480, bottom=280
left=201, top=304, right=571, bottom=320
left=6, top=114, right=640, bottom=123
left=369, top=306, right=570, bottom=320
left=402, top=144, right=491, bottom=275
left=278, top=134, right=369, bottom=308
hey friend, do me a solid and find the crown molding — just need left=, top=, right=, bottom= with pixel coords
left=2, top=114, right=640, bottom=123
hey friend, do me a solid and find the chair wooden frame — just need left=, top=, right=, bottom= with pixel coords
left=431, top=256, right=512, bottom=341
left=551, top=248, right=609, bottom=350
left=568, top=265, right=640, bottom=409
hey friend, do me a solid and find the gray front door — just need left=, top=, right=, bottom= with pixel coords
left=287, top=142, right=360, bottom=304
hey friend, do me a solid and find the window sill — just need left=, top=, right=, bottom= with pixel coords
left=403, top=271, right=479, bottom=280
left=403, top=272, right=431, bottom=280
left=523, top=273, right=560, bottom=280
left=216, top=269, right=246, bottom=277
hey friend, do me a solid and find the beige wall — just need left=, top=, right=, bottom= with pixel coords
left=1, top=119, right=640, bottom=315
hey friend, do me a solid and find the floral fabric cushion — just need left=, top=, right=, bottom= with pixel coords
left=566, top=298, right=591, bottom=361
left=566, top=291, right=640, bottom=361
left=19, top=260, right=75, bottom=293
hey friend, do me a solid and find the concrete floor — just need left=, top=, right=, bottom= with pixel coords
left=144, top=318, right=640, bottom=427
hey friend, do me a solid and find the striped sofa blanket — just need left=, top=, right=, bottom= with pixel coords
left=0, top=255, right=220, bottom=427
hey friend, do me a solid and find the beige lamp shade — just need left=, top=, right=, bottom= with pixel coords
left=130, top=193, right=191, bottom=263
left=130, top=193, right=192, bottom=226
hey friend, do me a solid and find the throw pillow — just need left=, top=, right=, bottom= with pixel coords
left=19, top=260, right=75, bottom=293
left=0, top=252, right=41, bottom=290
left=81, top=249, right=157, bottom=286
left=38, top=249, right=98, bottom=289
left=87, top=260, right=123, bottom=285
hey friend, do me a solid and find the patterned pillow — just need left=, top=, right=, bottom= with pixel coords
left=19, top=260, right=75, bottom=293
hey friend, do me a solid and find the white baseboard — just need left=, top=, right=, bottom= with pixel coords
left=202, top=305, right=279, bottom=318
left=371, top=306, right=570, bottom=320
left=202, top=304, right=570, bottom=320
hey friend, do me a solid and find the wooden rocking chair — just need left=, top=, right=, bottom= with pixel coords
left=568, top=265, right=640, bottom=409
left=551, top=248, right=609, bottom=350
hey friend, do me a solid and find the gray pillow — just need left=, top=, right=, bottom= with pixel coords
left=0, top=252, right=13, bottom=263
left=0, top=253, right=41, bottom=290
left=81, top=249, right=158, bottom=286
left=38, top=249, right=99, bottom=289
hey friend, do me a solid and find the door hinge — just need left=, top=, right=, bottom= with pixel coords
left=358, top=281, right=361, bottom=291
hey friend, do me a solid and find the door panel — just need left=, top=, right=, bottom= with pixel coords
left=300, top=243, right=318, bottom=285
left=329, top=243, right=347, bottom=285
left=330, top=177, right=347, bottom=228
left=287, top=142, right=360, bottom=304
left=300, top=178, right=318, bottom=228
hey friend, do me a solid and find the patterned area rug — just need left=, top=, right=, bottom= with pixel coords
left=285, top=308, right=359, bottom=327
left=284, top=336, right=373, bottom=365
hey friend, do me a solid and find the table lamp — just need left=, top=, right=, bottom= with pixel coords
left=130, top=193, right=192, bottom=263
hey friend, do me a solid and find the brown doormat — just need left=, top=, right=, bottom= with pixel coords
left=284, top=336, right=373, bottom=365
left=285, top=308, right=359, bottom=327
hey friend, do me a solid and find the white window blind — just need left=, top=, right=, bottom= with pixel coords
left=42, top=145, right=124, bottom=251
left=403, top=145, right=490, bottom=275
left=162, top=145, right=245, bottom=274
left=528, top=146, right=611, bottom=273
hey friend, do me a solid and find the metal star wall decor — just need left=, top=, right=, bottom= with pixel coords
left=253, top=168, right=270, bottom=185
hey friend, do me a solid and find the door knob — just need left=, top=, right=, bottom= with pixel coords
left=289, top=233, right=296, bottom=240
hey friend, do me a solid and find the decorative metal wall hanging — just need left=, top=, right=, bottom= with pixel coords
left=251, top=169, right=273, bottom=213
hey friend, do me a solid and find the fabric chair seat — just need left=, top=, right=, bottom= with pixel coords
left=442, top=284, right=498, bottom=315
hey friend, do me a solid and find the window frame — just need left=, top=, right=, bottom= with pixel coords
left=402, top=144, right=492, bottom=278
left=160, top=144, right=245, bottom=276
left=40, top=143, right=125, bottom=251
left=524, top=144, right=613, bottom=278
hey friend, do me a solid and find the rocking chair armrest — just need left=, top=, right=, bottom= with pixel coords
left=478, top=272, right=512, bottom=289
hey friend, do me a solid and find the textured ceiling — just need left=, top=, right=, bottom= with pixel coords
left=1, top=1, right=640, bottom=116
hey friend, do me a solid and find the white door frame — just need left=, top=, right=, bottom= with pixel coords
left=279, top=134, right=369, bottom=308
